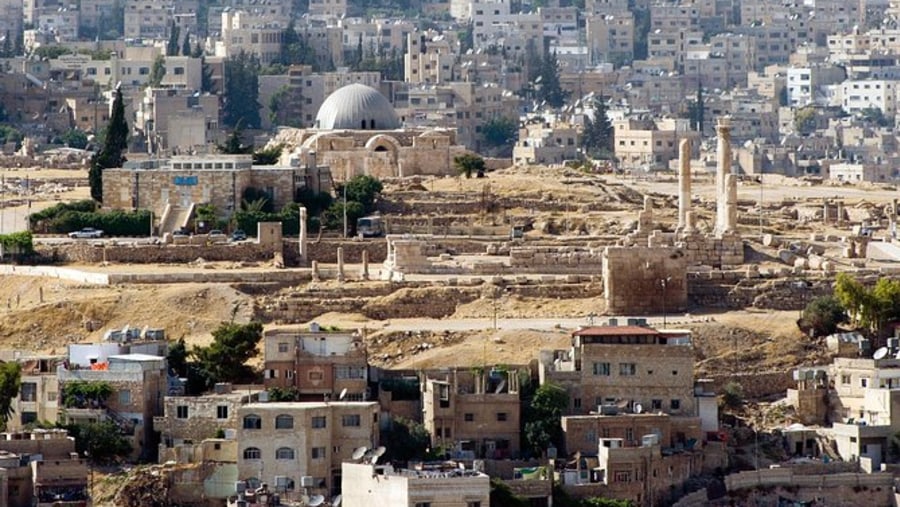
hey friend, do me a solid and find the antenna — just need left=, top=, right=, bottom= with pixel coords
left=351, top=446, right=368, bottom=461
left=339, top=388, right=348, bottom=401
left=308, top=495, right=325, bottom=507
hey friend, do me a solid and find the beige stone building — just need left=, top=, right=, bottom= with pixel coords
left=586, top=13, right=634, bottom=66
left=134, top=87, right=219, bottom=154
left=155, top=383, right=264, bottom=461
left=539, top=324, right=705, bottom=420
left=0, top=355, right=61, bottom=431
left=236, top=401, right=379, bottom=497
left=341, top=461, right=490, bottom=507
left=613, top=117, right=699, bottom=170
left=263, top=325, right=369, bottom=402
left=513, top=120, right=579, bottom=166
left=270, top=84, right=469, bottom=181
left=218, top=10, right=287, bottom=65
left=0, top=430, right=89, bottom=507
left=422, top=368, right=522, bottom=459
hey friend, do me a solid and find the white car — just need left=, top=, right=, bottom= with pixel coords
left=68, top=228, right=104, bottom=239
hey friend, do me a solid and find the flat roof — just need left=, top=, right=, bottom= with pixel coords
left=108, top=353, right=164, bottom=361
left=243, top=401, right=378, bottom=410
left=573, top=326, right=661, bottom=336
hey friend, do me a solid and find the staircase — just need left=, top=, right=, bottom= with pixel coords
left=159, top=203, right=195, bottom=235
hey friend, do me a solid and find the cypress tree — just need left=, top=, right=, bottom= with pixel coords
left=181, top=31, right=191, bottom=57
left=89, top=86, right=128, bottom=203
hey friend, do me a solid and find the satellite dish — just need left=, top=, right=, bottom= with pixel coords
left=351, top=446, right=368, bottom=460
left=373, top=446, right=386, bottom=458
left=370, top=453, right=381, bottom=465
left=332, top=495, right=342, bottom=507
left=634, top=403, right=643, bottom=414
left=339, top=388, right=348, bottom=401
left=308, top=495, right=325, bottom=507
left=875, top=347, right=889, bottom=360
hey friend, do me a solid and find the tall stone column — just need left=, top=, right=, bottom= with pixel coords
left=361, top=249, right=369, bottom=280
left=299, top=206, right=308, bottom=264
left=715, top=117, right=733, bottom=236
left=677, top=138, right=692, bottom=230
left=725, top=174, right=738, bottom=233
left=336, top=247, right=345, bottom=282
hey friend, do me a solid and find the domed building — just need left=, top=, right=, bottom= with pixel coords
left=271, top=84, right=468, bottom=181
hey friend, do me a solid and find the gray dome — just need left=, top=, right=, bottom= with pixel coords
left=314, top=84, right=400, bottom=130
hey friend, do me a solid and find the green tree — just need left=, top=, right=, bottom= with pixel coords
left=181, top=31, right=192, bottom=57
left=689, top=83, right=705, bottom=133
left=481, top=117, right=518, bottom=156
left=490, top=477, right=529, bottom=507
left=166, top=337, right=188, bottom=378
left=323, top=200, right=365, bottom=234
left=537, top=48, right=567, bottom=109
left=191, top=321, right=263, bottom=388
left=267, top=386, right=300, bottom=401
left=1, top=30, right=11, bottom=58
left=268, top=85, right=299, bottom=127
left=0, top=361, right=21, bottom=430
left=166, top=21, right=180, bottom=56
left=459, top=22, right=474, bottom=54
left=794, top=106, right=817, bottom=135
left=61, top=129, right=89, bottom=149
left=454, top=153, right=486, bottom=178
left=380, top=417, right=431, bottom=464
left=147, top=54, right=166, bottom=88
left=799, top=295, right=846, bottom=338
left=62, top=381, right=114, bottom=408
left=89, top=85, right=128, bottom=203
left=344, top=175, right=383, bottom=214
left=218, top=123, right=253, bottom=155
left=582, top=96, right=614, bottom=158
left=252, top=144, right=283, bottom=165
left=223, top=51, right=262, bottom=128
left=201, top=56, right=215, bottom=93
left=66, top=421, right=132, bottom=464
left=859, top=107, right=893, bottom=128
left=192, top=41, right=204, bottom=58
left=523, top=383, right=568, bottom=456
left=721, top=381, right=744, bottom=410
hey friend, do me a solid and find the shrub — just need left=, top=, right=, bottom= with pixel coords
left=0, top=231, right=34, bottom=255
left=42, top=210, right=151, bottom=236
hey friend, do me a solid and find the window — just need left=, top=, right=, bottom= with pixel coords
left=592, top=362, right=610, bottom=376
left=278, top=342, right=289, bottom=353
left=861, top=378, right=869, bottom=388
left=275, top=414, right=294, bottom=429
left=342, top=414, right=361, bottom=427
left=574, top=398, right=582, bottom=409
left=276, top=447, right=295, bottom=460
left=243, top=414, right=262, bottom=429
left=217, top=406, right=228, bottom=419
left=497, top=412, right=508, bottom=422
left=119, top=390, right=132, bottom=406
left=243, top=447, right=261, bottom=459
left=841, top=375, right=851, bottom=385
left=311, top=447, right=326, bottom=459
left=20, top=382, right=36, bottom=402
left=464, top=413, right=474, bottom=422
left=467, top=503, right=482, bottom=507
left=625, top=428, right=634, bottom=441
left=670, top=399, right=681, bottom=411
left=651, top=399, right=662, bottom=410
left=312, top=416, right=327, bottom=428
left=619, top=363, right=636, bottom=375
left=335, top=366, right=366, bottom=379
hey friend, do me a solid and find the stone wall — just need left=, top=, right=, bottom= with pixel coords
left=41, top=241, right=280, bottom=264
left=687, top=274, right=835, bottom=311
left=603, top=246, right=688, bottom=315
left=648, top=231, right=744, bottom=267
left=705, top=371, right=794, bottom=400
left=509, top=246, right=604, bottom=272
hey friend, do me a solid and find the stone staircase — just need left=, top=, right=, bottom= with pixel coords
left=159, top=203, right=195, bottom=235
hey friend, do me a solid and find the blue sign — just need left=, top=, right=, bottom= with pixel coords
left=174, top=176, right=198, bottom=186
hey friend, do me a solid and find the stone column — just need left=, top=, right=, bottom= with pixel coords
left=837, top=201, right=844, bottom=226
left=637, top=196, right=654, bottom=233
left=336, top=247, right=345, bottom=282
left=361, top=250, right=369, bottom=280
left=725, top=174, right=738, bottom=233
left=823, top=201, right=830, bottom=224
left=299, top=206, right=308, bottom=264
left=685, top=211, right=696, bottom=234
left=715, top=117, right=732, bottom=236
left=678, top=138, right=692, bottom=231
left=311, top=260, right=320, bottom=282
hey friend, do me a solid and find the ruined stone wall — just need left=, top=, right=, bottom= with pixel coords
left=648, top=232, right=744, bottom=268
left=603, top=246, right=688, bottom=315
left=41, top=242, right=280, bottom=264
left=705, top=371, right=794, bottom=400
left=687, top=274, right=836, bottom=311
left=509, top=246, right=604, bottom=271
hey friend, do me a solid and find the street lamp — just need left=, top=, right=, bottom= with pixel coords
left=660, top=276, right=672, bottom=328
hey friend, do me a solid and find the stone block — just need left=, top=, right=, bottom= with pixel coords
left=778, top=249, right=798, bottom=264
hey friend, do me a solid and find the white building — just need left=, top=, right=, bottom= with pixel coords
left=838, top=80, right=898, bottom=115
left=341, top=462, right=490, bottom=507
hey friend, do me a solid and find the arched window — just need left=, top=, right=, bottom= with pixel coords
left=243, top=447, right=261, bottom=460
left=275, top=414, right=294, bottom=429
left=243, top=414, right=261, bottom=429
left=275, top=447, right=295, bottom=460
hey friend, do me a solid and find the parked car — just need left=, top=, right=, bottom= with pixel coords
left=231, top=229, right=247, bottom=241
left=68, top=228, right=104, bottom=239
left=208, top=230, right=227, bottom=243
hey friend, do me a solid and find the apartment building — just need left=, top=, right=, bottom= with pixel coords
left=155, top=382, right=264, bottom=461
left=36, top=8, right=80, bottom=42
left=422, top=368, right=522, bottom=459
left=612, top=117, right=698, bottom=170
left=342, top=461, right=490, bottom=507
left=236, top=401, right=379, bottom=497
left=586, top=14, right=635, bottom=66
left=513, top=120, right=579, bottom=165
left=539, top=324, right=708, bottom=419
left=0, top=0, right=24, bottom=43
left=786, top=65, right=846, bottom=107
left=134, top=87, right=220, bottom=154
left=405, top=32, right=456, bottom=84
left=308, top=0, right=348, bottom=19
left=124, top=0, right=177, bottom=40
left=262, top=324, right=369, bottom=402
left=838, top=80, right=897, bottom=115
left=219, top=10, right=287, bottom=65
left=0, top=430, right=89, bottom=507
left=57, top=350, right=168, bottom=461
left=6, top=356, right=61, bottom=431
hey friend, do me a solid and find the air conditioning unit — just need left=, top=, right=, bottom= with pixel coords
left=274, top=476, right=290, bottom=488
left=258, top=391, right=269, bottom=402
left=642, top=434, right=660, bottom=447
left=300, top=476, right=315, bottom=488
